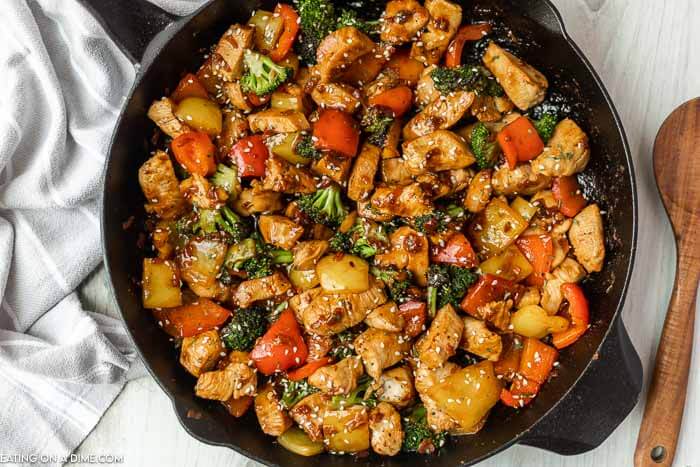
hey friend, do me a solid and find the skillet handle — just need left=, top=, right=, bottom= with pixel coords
left=519, top=316, right=643, bottom=454
left=76, top=0, right=178, bottom=65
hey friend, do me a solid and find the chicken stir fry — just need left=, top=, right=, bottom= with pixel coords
left=139, top=0, right=605, bottom=458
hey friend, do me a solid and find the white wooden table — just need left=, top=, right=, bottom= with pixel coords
left=74, top=0, right=700, bottom=465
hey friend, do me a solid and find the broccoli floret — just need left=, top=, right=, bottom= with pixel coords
left=470, top=123, right=500, bottom=169
left=240, top=50, right=292, bottom=96
left=329, top=222, right=377, bottom=258
left=427, top=264, right=478, bottom=316
left=413, top=205, right=465, bottom=234
left=297, top=185, right=348, bottom=226
left=361, top=107, right=394, bottom=146
left=279, top=377, right=320, bottom=410
left=336, top=9, right=380, bottom=35
left=239, top=247, right=293, bottom=279
left=430, top=64, right=504, bottom=97
left=533, top=112, right=558, bottom=142
left=221, top=306, right=267, bottom=352
left=295, top=0, right=338, bottom=65
left=351, top=238, right=377, bottom=259
left=211, top=164, right=241, bottom=198
left=401, top=405, right=447, bottom=454
left=194, top=206, right=251, bottom=243
left=330, top=375, right=378, bottom=409
left=329, top=328, right=362, bottom=360
left=329, top=231, right=353, bottom=253
left=294, top=134, right=323, bottom=160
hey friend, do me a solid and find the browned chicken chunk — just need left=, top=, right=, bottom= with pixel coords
left=410, top=0, right=462, bottom=65
left=139, top=151, right=187, bottom=220
left=375, top=366, right=415, bottom=408
left=354, top=328, right=411, bottom=379
left=289, top=392, right=330, bottom=442
left=403, top=91, right=474, bottom=140
left=365, top=302, right=405, bottom=332
left=460, top=316, right=502, bottom=361
left=402, top=130, right=475, bottom=174
left=258, top=215, right=304, bottom=249
left=369, top=402, right=403, bottom=456
left=315, top=27, right=375, bottom=83
left=255, top=384, right=293, bottom=436
left=248, top=109, right=310, bottom=133
left=568, top=204, right=605, bottom=273
left=234, top=271, right=293, bottom=308
left=532, top=118, right=590, bottom=177
left=311, top=83, right=361, bottom=113
left=414, top=304, right=463, bottom=368
left=308, top=356, right=364, bottom=395
left=180, top=330, right=224, bottom=377
left=348, top=143, right=382, bottom=201
left=147, top=98, right=190, bottom=138
left=195, top=351, right=257, bottom=401
left=369, top=182, right=433, bottom=218
left=380, top=0, right=430, bottom=45
left=262, top=156, right=317, bottom=195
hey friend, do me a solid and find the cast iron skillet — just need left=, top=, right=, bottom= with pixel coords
left=86, top=0, right=642, bottom=464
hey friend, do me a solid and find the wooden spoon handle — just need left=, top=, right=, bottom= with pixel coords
left=634, top=242, right=700, bottom=467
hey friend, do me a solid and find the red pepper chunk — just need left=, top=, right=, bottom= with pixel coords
left=552, top=283, right=590, bottom=349
left=432, top=232, right=478, bottom=268
left=552, top=176, right=588, bottom=217
left=497, top=117, right=544, bottom=168
left=398, top=301, right=427, bottom=338
left=313, top=109, right=360, bottom=158
left=153, top=299, right=231, bottom=338
left=268, top=4, right=300, bottom=62
left=460, top=274, right=516, bottom=316
left=231, top=135, right=270, bottom=178
left=286, top=356, right=332, bottom=381
left=251, top=309, right=308, bottom=375
left=445, top=23, right=492, bottom=68
left=500, top=377, right=541, bottom=408
left=171, top=131, right=217, bottom=176
left=516, top=234, right=554, bottom=287
left=171, top=73, right=210, bottom=102
left=519, top=337, right=558, bottom=384
left=368, top=86, right=413, bottom=118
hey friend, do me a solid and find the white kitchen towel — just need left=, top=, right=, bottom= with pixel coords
left=0, top=0, right=205, bottom=464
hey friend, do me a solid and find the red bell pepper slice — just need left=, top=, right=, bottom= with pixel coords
left=251, top=309, right=308, bottom=375
left=552, top=283, right=590, bottom=349
left=368, top=86, right=413, bottom=118
left=432, top=232, right=478, bottom=268
left=171, top=73, right=210, bottom=102
left=398, top=300, right=427, bottom=338
left=231, top=135, right=270, bottom=178
left=153, top=299, right=231, bottom=338
left=519, top=337, right=558, bottom=384
left=552, top=176, right=588, bottom=217
left=500, top=377, right=541, bottom=408
left=246, top=92, right=271, bottom=107
left=516, top=234, right=554, bottom=287
left=494, top=339, right=523, bottom=379
left=313, top=109, right=360, bottom=158
left=269, top=4, right=300, bottom=62
left=286, top=356, right=332, bottom=381
left=445, top=23, right=492, bottom=67
left=497, top=117, right=544, bottom=169
left=171, top=131, right=217, bottom=176
left=460, top=274, right=516, bottom=316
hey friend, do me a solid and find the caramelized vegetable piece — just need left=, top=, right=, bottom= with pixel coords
left=398, top=301, right=428, bottom=338
left=516, top=234, right=553, bottom=286
left=269, top=4, right=300, bottom=62
left=510, top=305, right=569, bottom=338
left=313, top=109, right=360, bottom=158
left=369, top=86, right=413, bottom=118
left=460, top=274, right=516, bottom=315
left=552, top=176, right=587, bottom=217
left=323, top=406, right=370, bottom=453
left=468, top=198, right=529, bottom=256
left=385, top=49, right=426, bottom=87
left=231, top=135, right=270, bottom=178
left=478, top=245, right=533, bottom=282
left=551, top=283, right=590, bottom=349
left=445, top=23, right=492, bottom=67
left=153, top=298, right=231, bottom=338
left=142, top=258, right=182, bottom=309
left=171, top=131, right=216, bottom=176
left=317, top=254, right=370, bottom=293
left=171, top=73, right=209, bottom=102
left=497, top=117, right=544, bottom=168
left=519, top=337, right=558, bottom=384
left=287, top=357, right=332, bottom=381
left=251, top=309, right=308, bottom=375
left=278, top=426, right=325, bottom=456
left=431, top=232, right=478, bottom=268
left=174, top=97, right=222, bottom=136
left=500, top=376, right=540, bottom=408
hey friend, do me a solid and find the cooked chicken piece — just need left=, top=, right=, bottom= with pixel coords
left=255, top=384, right=293, bottom=436
left=413, top=362, right=460, bottom=431
left=568, top=204, right=605, bottom=272
left=308, top=356, right=364, bottom=395
left=414, top=304, right=463, bottom=368
left=289, top=392, right=330, bottom=442
left=472, top=299, right=511, bottom=331
left=355, top=328, right=411, bottom=379
left=316, top=27, right=376, bottom=83
left=322, top=406, right=370, bottom=452
left=410, top=0, right=462, bottom=65
left=369, top=402, right=403, bottom=456
left=380, top=0, right=430, bottom=45
left=365, top=302, right=405, bottom=332
left=151, top=221, right=174, bottom=259
left=403, top=91, right=474, bottom=140
left=375, top=366, right=415, bottom=408
left=381, top=158, right=414, bottom=185
left=471, top=94, right=509, bottom=122
left=234, top=271, right=293, bottom=308
left=195, top=351, right=257, bottom=401
left=289, top=287, right=324, bottom=322
left=348, top=143, right=382, bottom=201
left=214, top=24, right=254, bottom=81
left=306, top=333, right=334, bottom=362
left=218, top=109, right=249, bottom=157
left=340, top=44, right=391, bottom=86
left=292, top=240, right=329, bottom=271
left=363, top=69, right=401, bottom=100
left=147, top=98, right=190, bottom=138
left=222, top=395, right=254, bottom=418
left=541, top=257, right=586, bottom=314
left=460, top=317, right=502, bottom=361
left=180, top=174, right=227, bottom=210
left=233, top=181, right=284, bottom=215
left=357, top=198, right=394, bottom=222
left=415, top=65, right=439, bottom=107
left=310, top=223, right=334, bottom=240
left=464, top=169, right=492, bottom=213
left=482, top=42, right=548, bottom=110
left=516, top=287, right=541, bottom=308
left=261, top=156, right=316, bottom=195
left=417, top=168, right=471, bottom=199
left=402, top=130, right=475, bottom=174
left=492, top=163, right=552, bottom=196
left=258, top=215, right=304, bottom=250
left=271, top=84, right=311, bottom=114
left=532, top=118, right=591, bottom=177
left=369, top=183, right=433, bottom=218
left=551, top=234, right=571, bottom=269
left=301, top=280, right=388, bottom=335
left=180, top=330, right=224, bottom=377
left=178, top=237, right=228, bottom=298
left=310, top=152, right=353, bottom=185
left=375, top=226, right=429, bottom=286
left=139, top=151, right=187, bottom=220
left=223, top=82, right=253, bottom=112
left=381, top=119, right=403, bottom=160
left=247, top=109, right=310, bottom=133
left=311, top=83, right=361, bottom=113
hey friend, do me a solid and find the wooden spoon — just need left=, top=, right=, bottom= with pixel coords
left=634, top=98, right=700, bottom=467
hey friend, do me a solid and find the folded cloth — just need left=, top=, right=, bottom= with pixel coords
left=0, top=0, right=203, bottom=464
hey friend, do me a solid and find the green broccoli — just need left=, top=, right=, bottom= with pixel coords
left=297, top=185, right=348, bottom=226
left=401, top=405, right=447, bottom=454
left=430, top=64, right=504, bottom=96
left=220, top=306, right=267, bottom=351
left=328, top=327, right=362, bottom=360
left=361, top=107, right=394, bottom=146
left=427, top=264, right=478, bottom=316
left=294, top=133, right=323, bottom=160
left=279, top=377, right=320, bottom=410
left=294, top=0, right=338, bottom=65
left=330, top=375, right=378, bottom=409
left=239, top=248, right=293, bottom=279
left=211, top=163, right=241, bottom=198
left=533, top=112, right=558, bottom=142
left=351, top=237, right=377, bottom=259
left=470, top=122, right=500, bottom=169
left=336, top=9, right=380, bottom=35
left=329, top=230, right=353, bottom=253
left=240, top=50, right=292, bottom=96
left=329, top=222, right=377, bottom=258
left=194, top=206, right=251, bottom=243
left=413, top=205, right=465, bottom=234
